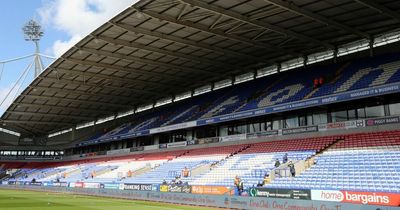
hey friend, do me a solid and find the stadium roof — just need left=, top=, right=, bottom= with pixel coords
left=1, top=0, right=400, bottom=137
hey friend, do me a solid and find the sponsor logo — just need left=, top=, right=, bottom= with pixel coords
left=160, top=185, right=169, bottom=192
left=343, top=191, right=391, bottom=205
left=282, top=126, right=318, bottom=135
left=251, top=188, right=311, bottom=200
left=366, top=116, right=400, bottom=126
left=83, top=182, right=100, bottom=189
left=167, top=141, right=187, bottom=148
left=311, top=190, right=344, bottom=202
left=168, top=185, right=182, bottom=193
left=124, top=184, right=152, bottom=191
left=158, top=144, right=168, bottom=149
left=187, top=140, right=197, bottom=145
left=312, top=190, right=400, bottom=206
left=247, top=130, right=279, bottom=139
left=219, top=134, right=247, bottom=142
left=191, top=186, right=234, bottom=195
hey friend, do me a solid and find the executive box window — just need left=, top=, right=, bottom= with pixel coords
left=331, top=110, right=348, bottom=122
left=389, top=103, right=400, bottom=115
left=273, top=119, right=282, bottom=130
left=260, top=120, right=273, bottom=131
left=313, top=111, right=328, bottom=125
left=228, top=124, right=243, bottom=135
left=249, top=123, right=261, bottom=133
left=365, top=105, right=385, bottom=118
left=357, top=108, right=366, bottom=119
left=285, top=116, right=299, bottom=128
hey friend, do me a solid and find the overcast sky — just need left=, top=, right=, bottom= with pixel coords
left=0, top=0, right=136, bottom=116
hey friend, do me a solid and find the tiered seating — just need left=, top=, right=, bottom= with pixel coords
left=269, top=149, right=400, bottom=193
left=6, top=131, right=400, bottom=195
left=188, top=137, right=336, bottom=187
left=123, top=145, right=245, bottom=184
left=81, top=53, right=400, bottom=146
left=333, top=130, right=400, bottom=149
left=244, top=136, right=339, bottom=154
left=188, top=151, right=314, bottom=188
left=314, top=53, right=400, bottom=97
left=268, top=131, right=400, bottom=193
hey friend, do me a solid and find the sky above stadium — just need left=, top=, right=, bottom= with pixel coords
left=0, top=0, right=137, bottom=116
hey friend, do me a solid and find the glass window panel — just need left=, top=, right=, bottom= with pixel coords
left=389, top=103, right=400, bottom=115
left=357, top=108, right=366, bottom=119
left=272, top=119, right=282, bottom=130
left=365, top=105, right=385, bottom=118
left=285, top=116, right=299, bottom=128
left=313, top=112, right=328, bottom=125
left=331, top=110, right=348, bottom=122
left=299, top=116, right=307, bottom=126
left=348, top=109, right=357, bottom=120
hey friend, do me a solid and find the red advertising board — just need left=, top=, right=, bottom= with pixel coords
left=74, top=182, right=84, bottom=188
left=311, top=190, right=400, bottom=206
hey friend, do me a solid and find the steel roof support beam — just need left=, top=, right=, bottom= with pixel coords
left=133, top=7, right=301, bottom=57
left=21, top=94, right=132, bottom=109
left=13, top=103, right=115, bottom=115
left=40, top=76, right=166, bottom=100
left=6, top=124, right=44, bottom=136
left=96, top=35, right=238, bottom=70
left=6, top=111, right=95, bottom=121
left=110, top=21, right=268, bottom=63
left=31, top=86, right=132, bottom=103
left=262, top=0, right=370, bottom=39
left=354, top=0, right=400, bottom=22
left=50, top=67, right=168, bottom=95
left=1, top=120, right=74, bottom=126
left=78, top=46, right=219, bottom=76
left=66, top=58, right=188, bottom=84
left=178, top=0, right=334, bottom=49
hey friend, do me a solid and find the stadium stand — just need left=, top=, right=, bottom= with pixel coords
left=6, top=130, right=400, bottom=195
left=79, top=52, right=400, bottom=146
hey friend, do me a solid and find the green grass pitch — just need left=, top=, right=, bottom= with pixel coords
left=0, top=189, right=222, bottom=210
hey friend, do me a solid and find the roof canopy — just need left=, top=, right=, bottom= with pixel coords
left=2, top=0, right=400, bottom=136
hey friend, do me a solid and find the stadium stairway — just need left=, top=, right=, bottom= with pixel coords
left=270, top=137, right=347, bottom=181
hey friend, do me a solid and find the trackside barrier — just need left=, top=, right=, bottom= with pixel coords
left=250, top=187, right=400, bottom=207
left=1, top=185, right=398, bottom=210
left=2, top=181, right=400, bottom=207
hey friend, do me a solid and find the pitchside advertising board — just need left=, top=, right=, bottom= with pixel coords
left=250, top=188, right=400, bottom=207
left=2, top=185, right=399, bottom=210
left=249, top=188, right=311, bottom=200
left=123, top=183, right=153, bottom=191
left=159, top=185, right=192, bottom=193
left=311, top=189, right=400, bottom=207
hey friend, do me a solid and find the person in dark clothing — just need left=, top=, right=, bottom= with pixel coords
left=237, top=178, right=244, bottom=196
left=283, top=153, right=288, bottom=164
left=274, top=159, right=281, bottom=168
left=288, top=161, right=296, bottom=177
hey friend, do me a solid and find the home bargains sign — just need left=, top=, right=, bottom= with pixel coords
left=311, top=190, right=400, bottom=206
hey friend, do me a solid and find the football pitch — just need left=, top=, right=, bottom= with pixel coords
left=0, top=189, right=222, bottom=210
